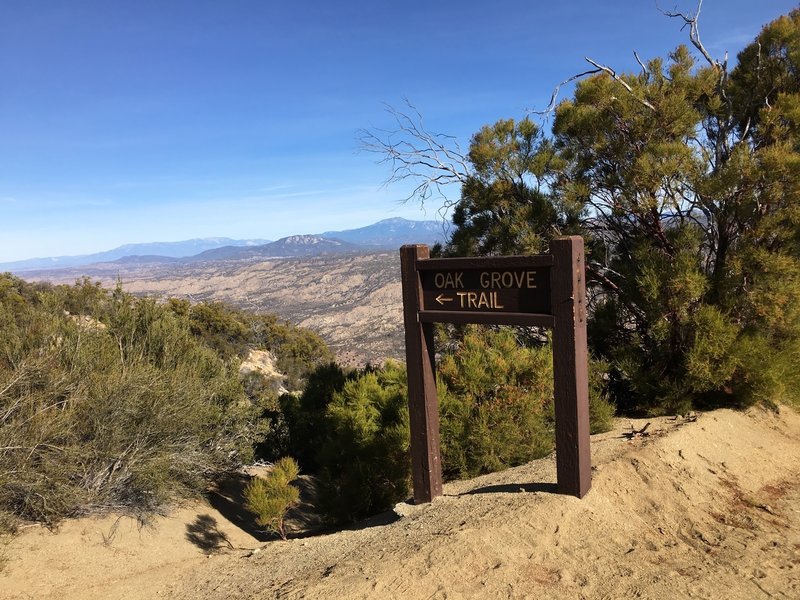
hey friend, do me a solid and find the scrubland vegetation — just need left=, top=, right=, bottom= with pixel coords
left=3, top=8, right=800, bottom=541
left=0, top=275, right=330, bottom=532
left=0, top=274, right=612, bottom=532
left=243, top=456, right=301, bottom=540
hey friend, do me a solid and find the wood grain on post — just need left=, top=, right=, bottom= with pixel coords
left=550, top=236, right=592, bottom=498
left=400, top=245, right=444, bottom=503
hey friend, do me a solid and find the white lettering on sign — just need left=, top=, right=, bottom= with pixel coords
left=479, top=270, right=538, bottom=289
left=429, top=269, right=541, bottom=311
left=456, top=291, right=504, bottom=309
left=434, top=272, right=464, bottom=289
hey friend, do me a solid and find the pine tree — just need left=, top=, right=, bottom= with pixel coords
left=366, top=9, right=800, bottom=414
left=243, top=457, right=300, bottom=540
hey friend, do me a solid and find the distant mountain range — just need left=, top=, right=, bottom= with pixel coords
left=189, top=235, right=364, bottom=262
left=0, top=237, right=270, bottom=272
left=1, top=218, right=447, bottom=273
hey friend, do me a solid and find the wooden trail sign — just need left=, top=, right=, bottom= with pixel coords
left=400, top=236, right=591, bottom=504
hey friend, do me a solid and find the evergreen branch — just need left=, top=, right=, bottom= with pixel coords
left=583, top=58, right=656, bottom=111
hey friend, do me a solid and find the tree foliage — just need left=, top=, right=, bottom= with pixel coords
left=556, top=10, right=800, bottom=412
left=448, top=118, right=563, bottom=256
left=371, top=8, right=800, bottom=414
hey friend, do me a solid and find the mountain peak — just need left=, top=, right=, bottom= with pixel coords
left=321, top=218, right=443, bottom=247
left=375, top=217, right=410, bottom=224
left=281, top=234, right=340, bottom=245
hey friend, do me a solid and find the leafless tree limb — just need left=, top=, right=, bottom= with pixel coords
left=634, top=51, right=649, bottom=76
left=659, top=0, right=725, bottom=71
left=535, top=1, right=736, bottom=119
left=531, top=55, right=656, bottom=116
left=528, top=68, right=604, bottom=115
left=358, top=99, right=470, bottom=210
left=660, top=1, right=736, bottom=169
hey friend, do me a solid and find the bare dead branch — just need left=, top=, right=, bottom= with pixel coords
left=531, top=53, right=657, bottom=116
left=634, top=51, right=649, bottom=76
left=659, top=0, right=720, bottom=70
left=660, top=1, right=736, bottom=141
left=528, top=68, right=603, bottom=115
left=358, top=99, right=470, bottom=209
left=535, top=1, right=734, bottom=120
left=623, top=422, right=652, bottom=439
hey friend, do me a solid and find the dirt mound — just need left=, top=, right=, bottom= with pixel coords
left=2, top=407, right=799, bottom=599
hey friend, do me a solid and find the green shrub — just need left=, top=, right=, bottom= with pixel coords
left=438, top=326, right=615, bottom=478
left=437, top=326, right=555, bottom=479
left=0, top=273, right=338, bottom=530
left=300, top=327, right=613, bottom=523
left=588, top=357, right=616, bottom=434
left=188, top=301, right=251, bottom=359
left=277, top=362, right=350, bottom=469
left=243, top=457, right=300, bottom=540
left=233, top=311, right=333, bottom=391
left=316, top=362, right=410, bottom=523
left=185, top=303, right=333, bottom=390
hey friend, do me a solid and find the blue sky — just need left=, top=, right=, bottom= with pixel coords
left=0, top=1, right=796, bottom=262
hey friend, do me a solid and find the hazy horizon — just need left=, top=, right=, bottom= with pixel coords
left=0, top=215, right=445, bottom=265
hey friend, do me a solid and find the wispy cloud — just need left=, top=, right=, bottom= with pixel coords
left=109, top=175, right=266, bottom=190
left=259, top=183, right=295, bottom=193
left=258, top=189, right=329, bottom=199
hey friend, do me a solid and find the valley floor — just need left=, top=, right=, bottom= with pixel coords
left=2, top=407, right=799, bottom=600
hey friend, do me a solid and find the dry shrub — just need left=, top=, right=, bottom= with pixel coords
left=0, top=276, right=255, bottom=527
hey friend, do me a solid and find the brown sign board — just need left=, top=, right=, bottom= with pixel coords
left=401, top=238, right=591, bottom=505
left=418, top=255, right=553, bottom=317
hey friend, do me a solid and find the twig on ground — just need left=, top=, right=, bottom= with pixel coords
left=623, top=422, right=651, bottom=440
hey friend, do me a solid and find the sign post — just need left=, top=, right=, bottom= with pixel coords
left=400, top=244, right=443, bottom=503
left=400, top=236, right=591, bottom=502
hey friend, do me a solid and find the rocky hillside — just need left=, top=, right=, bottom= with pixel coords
left=25, top=251, right=403, bottom=366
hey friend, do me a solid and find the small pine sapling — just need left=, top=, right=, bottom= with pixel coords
left=243, top=457, right=300, bottom=540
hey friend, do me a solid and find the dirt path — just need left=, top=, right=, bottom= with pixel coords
left=2, top=407, right=799, bottom=599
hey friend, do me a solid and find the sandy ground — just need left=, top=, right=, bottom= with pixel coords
left=2, top=407, right=799, bottom=600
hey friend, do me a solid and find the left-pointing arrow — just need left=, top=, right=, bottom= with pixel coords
left=435, top=293, right=454, bottom=306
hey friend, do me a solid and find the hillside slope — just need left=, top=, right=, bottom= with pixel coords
left=2, top=407, right=798, bottom=599
left=24, top=252, right=402, bottom=366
